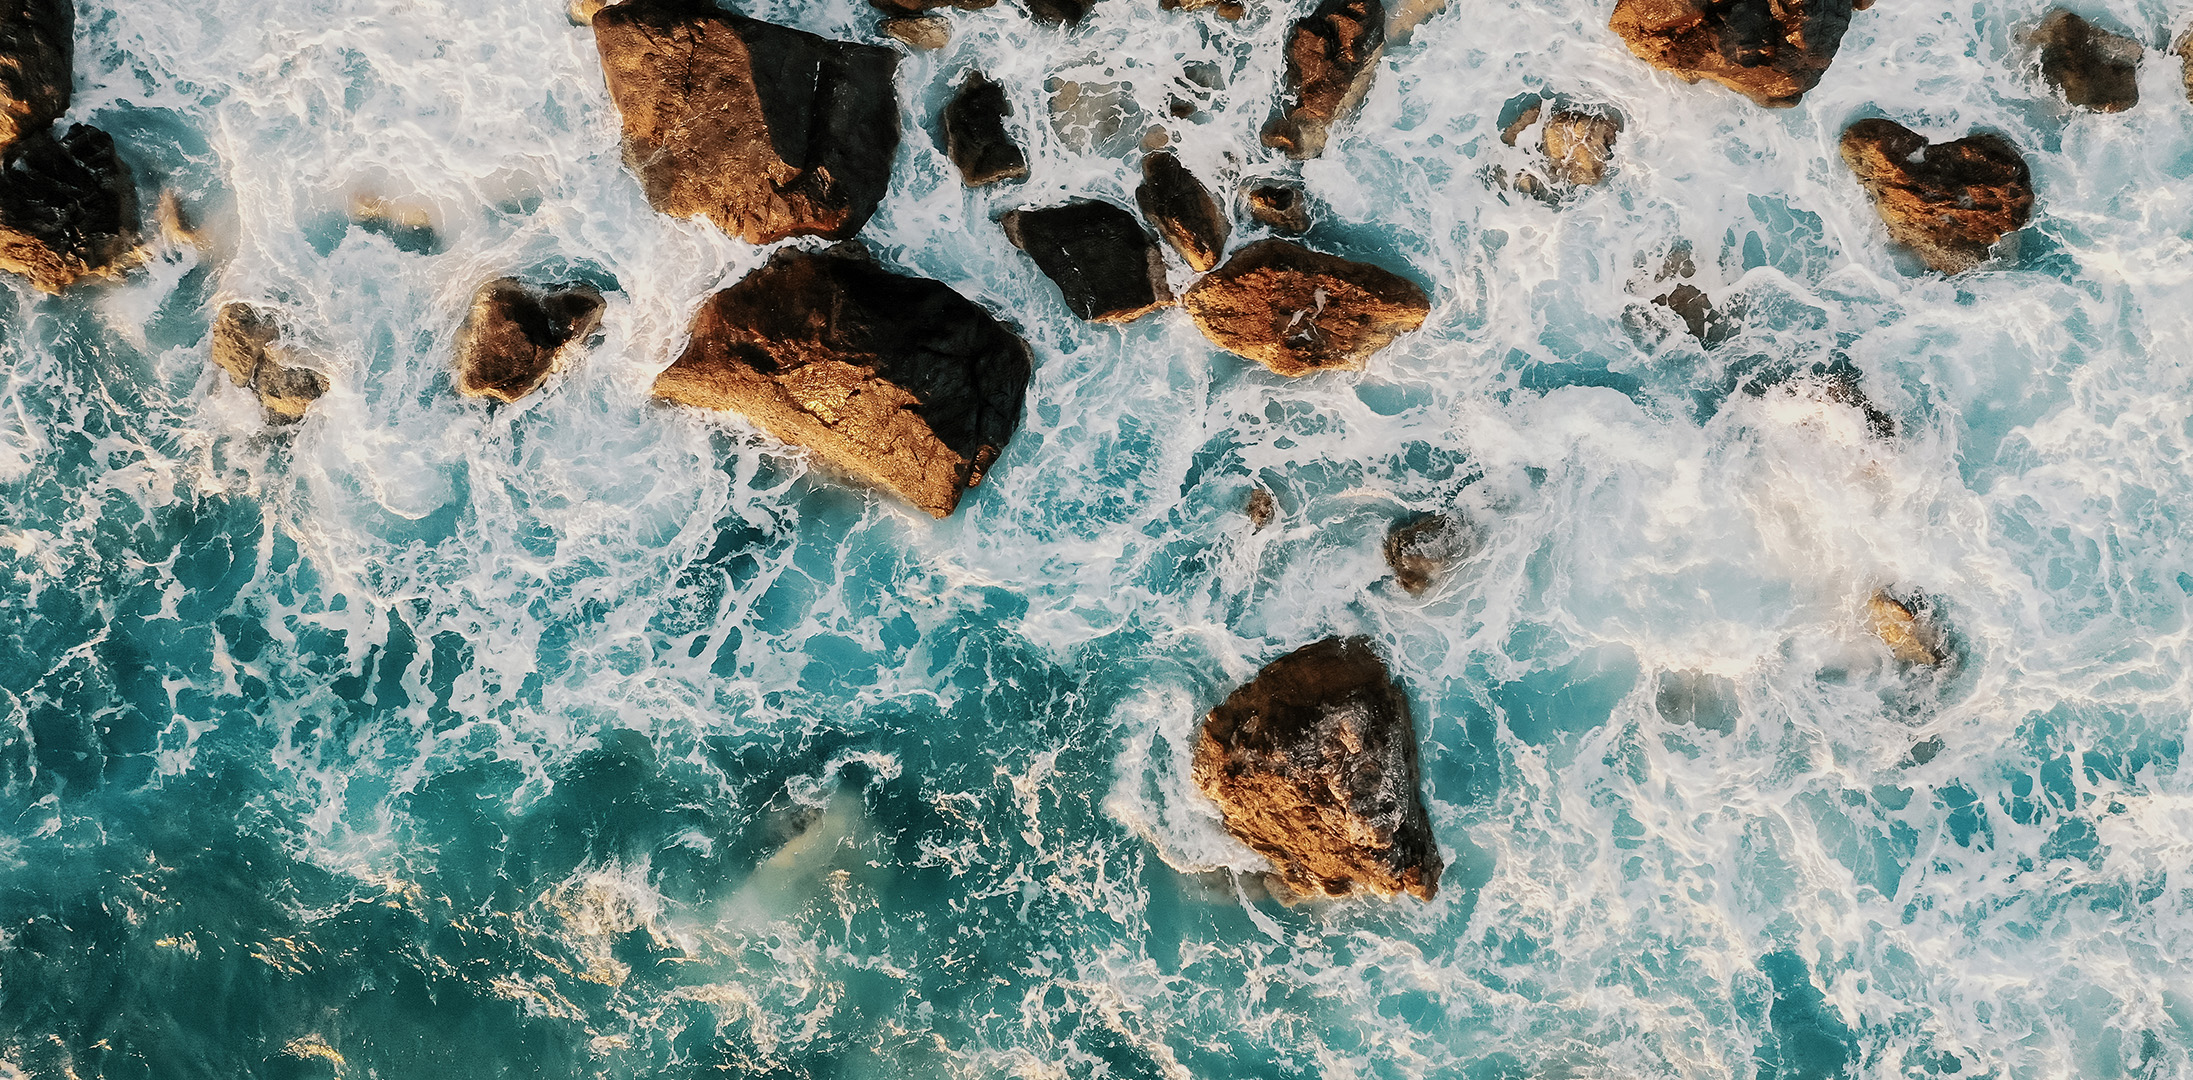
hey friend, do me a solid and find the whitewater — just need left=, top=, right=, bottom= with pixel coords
left=2, top=0, right=2191, bottom=1077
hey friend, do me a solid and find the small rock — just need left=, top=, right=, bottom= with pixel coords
left=1001, top=200, right=1171, bottom=323
left=1245, top=487, right=1275, bottom=530
left=881, top=15, right=950, bottom=49
left=1840, top=118, right=2033, bottom=275
left=1263, top=0, right=1386, bottom=160
left=0, top=0, right=70, bottom=149
left=1609, top=0, right=1857, bottom=107
left=453, top=278, right=606, bottom=404
left=1653, top=283, right=1715, bottom=342
left=1160, top=0, right=1243, bottom=14
left=943, top=72, right=1028, bottom=185
left=1181, top=239, right=1428, bottom=376
left=566, top=0, right=607, bottom=25
left=1243, top=179, right=1311, bottom=233
left=1193, top=636, right=1443, bottom=902
left=210, top=303, right=328, bottom=424
left=1867, top=593, right=1944, bottom=666
left=1135, top=151, right=1227, bottom=273
left=2028, top=9, right=2141, bottom=112
left=1383, top=513, right=1471, bottom=596
left=0, top=125, right=139, bottom=293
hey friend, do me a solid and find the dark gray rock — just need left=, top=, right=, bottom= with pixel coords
left=1383, top=513, right=1472, bottom=595
left=1001, top=199, right=1171, bottom=323
left=0, top=125, right=138, bottom=293
left=943, top=72, right=1027, bottom=186
left=0, top=0, right=70, bottom=150
left=1135, top=151, right=1227, bottom=273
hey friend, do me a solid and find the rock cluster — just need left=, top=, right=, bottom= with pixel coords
left=0, top=1, right=137, bottom=293
left=1839, top=119, right=2033, bottom=275
left=1002, top=200, right=1171, bottom=323
left=1182, top=239, right=1429, bottom=376
left=2029, top=10, right=2141, bottom=112
left=210, top=303, right=329, bottom=424
left=452, top=279, right=606, bottom=404
left=1609, top=0, right=1858, bottom=107
left=1263, top=0, right=1387, bottom=159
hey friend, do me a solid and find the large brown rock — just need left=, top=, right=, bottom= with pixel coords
left=651, top=246, right=1030, bottom=519
left=1135, top=151, right=1227, bottom=273
left=1194, top=636, right=1442, bottom=902
left=943, top=72, right=1027, bottom=186
left=1608, top=0, right=1856, bottom=107
left=453, top=278, right=606, bottom=404
left=593, top=0, right=900, bottom=245
left=2029, top=9, right=2141, bottom=112
left=1182, top=239, right=1427, bottom=376
left=1840, top=119, right=2033, bottom=275
left=211, top=303, right=327, bottom=424
left=0, top=0, right=69, bottom=150
left=1262, top=0, right=1386, bottom=159
left=1001, top=200, right=1171, bottom=323
left=0, top=125, right=138, bottom=293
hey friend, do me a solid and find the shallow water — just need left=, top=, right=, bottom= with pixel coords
left=3, top=0, right=2191, bottom=1077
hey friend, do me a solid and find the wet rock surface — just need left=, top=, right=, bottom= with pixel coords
left=0, top=0, right=70, bottom=149
left=1868, top=593, right=1945, bottom=666
left=1001, top=200, right=1171, bottom=323
left=944, top=72, right=1028, bottom=186
left=1609, top=0, right=1857, bottom=107
left=1135, top=151, right=1227, bottom=273
left=881, top=15, right=950, bottom=49
left=1383, top=513, right=1471, bottom=596
left=651, top=246, right=1031, bottom=519
left=0, top=125, right=139, bottom=293
left=593, top=0, right=899, bottom=245
left=2177, top=28, right=2193, bottom=103
left=868, top=0, right=994, bottom=10
left=1182, top=238, right=1428, bottom=375
left=2029, top=9, right=2141, bottom=112
left=1160, top=0, right=1246, bottom=15
left=1243, top=179, right=1310, bottom=233
left=1194, top=636, right=1443, bottom=902
left=1023, top=0, right=1099, bottom=22
left=1263, top=0, right=1386, bottom=159
left=1245, top=487, right=1276, bottom=530
left=453, top=278, right=606, bottom=404
left=211, top=303, right=328, bottom=424
left=1840, top=118, right=2033, bottom=275
left=1500, top=104, right=1621, bottom=198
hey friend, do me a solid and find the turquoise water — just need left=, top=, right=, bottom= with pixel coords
left=4, top=0, right=2193, bottom=1077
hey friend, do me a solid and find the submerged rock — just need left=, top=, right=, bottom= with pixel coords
left=1500, top=104, right=1622, bottom=198
left=0, top=125, right=139, bottom=293
left=1867, top=593, right=1945, bottom=666
left=1608, top=0, right=1856, bottom=107
left=1655, top=283, right=1716, bottom=341
left=881, top=15, right=950, bottom=49
left=1262, top=0, right=1386, bottom=159
left=1047, top=78, right=1142, bottom=155
left=1383, top=513, right=1471, bottom=596
left=1840, top=119, right=2033, bottom=275
left=0, top=0, right=70, bottom=150
left=1193, top=636, right=1442, bottom=902
left=453, top=278, right=606, bottom=404
left=1160, top=0, right=1246, bottom=15
left=594, top=0, right=899, bottom=245
left=651, top=246, right=1030, bottom=519
left=2029, top=9, right=2141, bottom=112
left=211, top=303, right=327, bottom=424
left=1182, top=239, right=1428, bottom=376
left=1243, top=179, right=1311, bottom=234
left=944, top=72, right=1027, bottom=186
left=1135, top=151, right=1227, bottom=273
left=1001, top=200, right=1171, bottom=323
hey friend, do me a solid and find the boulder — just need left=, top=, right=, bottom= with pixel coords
left=1383, top=513, right=1471, bottom=596
left=1867, top=593, right=1944, bottom=666
left=1608, top=0, right=1856, bottom=107
left=1135, top=151, right=1227, bottom=273
left=1654, top=283, right=1716, bottom=341
left=593, top=0, right=899, bottom=245
left=2029, top=9, right=2141, bottom=112
left=453, top=278, right=606, bottom=404
left=1181, top=239, right=1427, bottom=375
left=0, top=0, right=69, bottom=150
left=1048, top=77, right=1141, bottom=154
left=881, top=15, right=950, bottom=49
left=1243, top=179, right=1311, bottom=233
left=1839, top=119, right=2033, bottom=275
left=1263, top=0, right=1385, bottom=159
left=1244, top=487, right=1276, bottom=530
left=210, top=303, right=327, bottom=424
left=1499, top=104, right=1621, bottom=199
left=651, top=246, right=1030, bottom=519
left=0, top=125, right=139, bottom=293
left=1023, top=0, right=1098, bottom=22
left=1193, top=636, right=1442, bottom=902
left=1000, top=200, right=1171, bottom=323
left=943, top=72, right=1027, bottom=186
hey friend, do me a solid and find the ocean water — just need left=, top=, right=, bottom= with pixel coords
left=2, top=0, right=2191, bottom=1076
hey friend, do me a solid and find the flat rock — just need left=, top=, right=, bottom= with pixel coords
left=1182, top=239, right=1427, bottom=376
left=0, top=0, right=69, bottom=149
left=1135, top=151, right=1227, bottom=272
left=453, top=278, right=606, bottom=404
left=944, top=72, right=1027, bottom=185
left=1868, top=593, right=1944, bottom=666
left=1840, top=118, right=2033, bottom=275
left=1383, top=513, right=1471, bottom=596
left=211, top=303, right=327, bottom=424
left=651, top=246, right=1030, bottom=519
left=1263, top=0, right=1386, bottom=159
left=0, top=125, right=138, bottom=293
left=1608, top=0, right=1856, bottom=107
left=881, top=15, right=950, bottom=49
left=594, top=0, right=899, bottom=245
left=1243, top=179, right=1311, bottom=233
left=2029, top=9, right=2141, bottom=112
left=1001, top=200, right=1171, bottom=323
left=1193, top=636, right=1442, bottom=902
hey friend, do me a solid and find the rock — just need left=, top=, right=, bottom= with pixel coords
left=1023, top=0, right=1098, bottom=22
left=1500, top=104, right=1621, bottom=198
left=567, top=0, right=607, bottom=25
left=1263, top=0, right=1387, bottom=159
left=1867, top=593, right=1944, bottom=666
left=1000, top=200, right=1171, bottom=323
left=1608, top=0, right=1856, bottom=107
left=1193, top=636, right=1442, bottom=902
left=0, top=0, right=69, bottom=150
left=1245, top=487, right=1275, bottom=530
left=1135, top=151, right=1227, bottom=273
left=1839, top=119, right=2033, bottom=275
left=1387, top=0, right=1445, bottom=42
left=1047, top=78, right=1141, bottom=155
left=868, top=0, right=993, bottom=10
left=1243, top=179, right=1311, bottom=233
left=881, top=15, right=950, bottom=49
left=594, top=0, right=899, bottom=245
left=651, top=246, right=1030, bottom=519
left=1654, top=283, right=1716, bottom=341
left=2177, top=28, right=2193, bottom=103
left=1383, top=513, right=1471, bottom=596
left=348, top=192, right=440, bottom=254
left=210, top=303, right=328, bottom=424
left=2028, top=9, right=2141, bottom=112
left=943, top=72, right=1027, bottom=186
left=0, top=125, right=139, bottom=293
left=1161, top=0, right=1246, bottom=15
left=1181, top=239, right=1428, bottom=376
left=453, top=278, right=606, bottom=404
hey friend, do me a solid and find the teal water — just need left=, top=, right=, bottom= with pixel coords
left=5, top=0, right=2193, bottom=1077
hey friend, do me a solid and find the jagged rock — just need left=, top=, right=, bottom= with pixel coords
left=1182, top=239, right=1427, bottom=375
left=1655, top=283, right=1715, bottom=341
left=1024, top=0, right=1098, bottom=22
left=453, top=278, right=606, bottom=404
left=1194, top=636, right=1442, bottom=902
left=210, top=303, right=328, bottom=424
left=1867, top=593, right=1944, bottom=666
left=567, top=0, right=606, bottom=25
left=1243, top=179, right=1311, bottom=233
left=1001, top=200, right=1171, bottom=323
left=1840, top=119, right=2033, bottom=275
left=2028, top=10, right=2141, bottom=112
left=1608, top=0, right=1856, bottom=107
left=594, top=0, right=899, bottom=245
left=0, top=125, right=139, bottom=293
left=1501, top=105, right=1621, bottom=197
left=1135, top=151, right=1227, bottom=272
left=0, top=0, right=69, bottom=150
left=348, top=192, right=440, bottom=254
left=1383, top=513, right=1471, bottom=595
left=944, top=72, right=1027, bottom=185
left=2176, top=28, right=2193, bottom=103
left=1263, top=0, right=1386, bottom=159
left=651, top=246, right=1030, bottom=519
left=1245, top=487, right=1275, bottom=530
left=881, top=15, right=950, bottom=49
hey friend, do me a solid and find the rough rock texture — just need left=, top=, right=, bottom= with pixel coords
left=1839, top=119, right=2033, bottom=275
left=1245, top=487, right=1276, bottom=530
left=453, top=278, right=606, bottom=404
left=881, top=15, right=950, bottom=49
left=594, top=0, right=900, bottom=245
left=651, top=246, right=1030, bottom=519
left=1023, top=0, right=1098, bottom=22
left=211, top=303, right=327, bottom=424
left=1135, top=151, right=1228, bottom=273
left=868, top=0, right=993, bottom=10
left=1608, top=0, right=1856, bottom=107
left=567, top=0, right=607, bottom=25
left=1161, top=0, right=1246, bottom=15
left=1499, top=105, right=1622, bottom=199
left=2029, top=9, right=2141, bottom=112
left=1262, top=0, right=1386, bottom=159
left=0, top=0, right=69, bottom=150
left=1194, top=636, right=1443, bottom=902
left=1655, top=283, right=1716, bottom=341
left=1383, top=514, right=1471, bottom=596
left=0, top=125, right=139, bottom=293
left=943, top=72, right=1027, bottom=186
left=2177, top=28, right=2193, bottom=103
left=1244, top=179, right=1311, bottom=233
left=1182, top=239, right=1428, bottom=376
left=1867, top=593, right=1944, bottom=666
left=1001, top=200, right=1171, bottom=323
